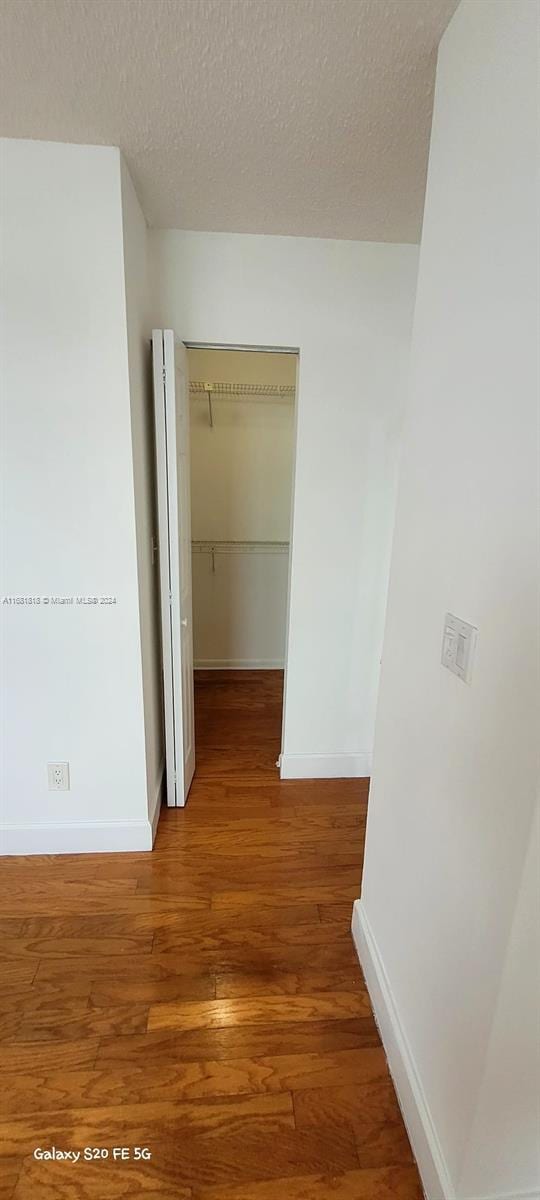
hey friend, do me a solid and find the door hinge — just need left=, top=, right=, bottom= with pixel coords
left=168, top=589, right=173, bottom=606
left=162, top=366, right=166, bottom=383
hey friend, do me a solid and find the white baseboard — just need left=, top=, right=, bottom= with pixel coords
left=352, top=898, right=454, bottom=1200
left=148, top=759, right=165, bottom=846
left=1, top=819, right=153, bottom=856
left=280, top=752, right=371, bottom=779
left=351, top=901, right=539, bottom=1200
left=194, top=659, right=285, bottom=669
left=470, top=1193, right=540, bottom=1200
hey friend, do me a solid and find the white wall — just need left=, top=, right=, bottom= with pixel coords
left=355, top=2, right=540, bottom=1197
left=150, top=231, right=419, bottom=775
left=192, top=551, right=290, bottom=669
left=188, top=347, right=295, bottom=668
left=458, top=804, right=540, bottom=1199
left=0, top=140, right=152, bottom=852
left=120, top=157, right=164, bottom=824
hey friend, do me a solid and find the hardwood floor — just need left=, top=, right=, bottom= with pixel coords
left=0, top=670, right=421, bottom=1199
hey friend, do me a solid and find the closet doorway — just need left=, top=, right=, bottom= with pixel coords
left=153, top=332, right=298, bottom=808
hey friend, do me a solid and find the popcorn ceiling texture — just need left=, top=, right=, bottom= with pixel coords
left=0, top=0, right=458, bottom=242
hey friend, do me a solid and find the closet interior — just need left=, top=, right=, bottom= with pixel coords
left=187, top=347, right=296, bottom=684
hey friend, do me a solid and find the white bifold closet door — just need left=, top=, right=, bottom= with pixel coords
left=152, top=329, right=195, bottom=806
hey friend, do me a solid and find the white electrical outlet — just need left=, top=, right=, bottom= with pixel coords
left=47, top=762, right=70, bottom=791
left=441, top=614, right=477, bottom=684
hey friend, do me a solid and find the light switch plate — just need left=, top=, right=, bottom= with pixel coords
left=441, top=613, right=477, bottom=684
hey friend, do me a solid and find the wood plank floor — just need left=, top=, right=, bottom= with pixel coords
left=0, top=670, right=421, bottom=1199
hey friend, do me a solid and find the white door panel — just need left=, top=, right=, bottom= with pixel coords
left=153, top=330, right=195, bottom=807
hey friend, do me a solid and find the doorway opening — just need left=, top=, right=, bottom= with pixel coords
left=153, top=332, right=299, bottom=808
left=187, top=345, right=297, bottom=794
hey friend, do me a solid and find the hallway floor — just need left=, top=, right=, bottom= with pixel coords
left=0, top=671, right=421, bottom=1198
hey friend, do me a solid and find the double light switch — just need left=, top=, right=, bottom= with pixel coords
left=442, top=613, right=477, bottom=684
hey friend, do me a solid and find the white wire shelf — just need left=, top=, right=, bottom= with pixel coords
left=192, top=539, right=289, bottom=555
left=189, top=381, right=295, bottom=399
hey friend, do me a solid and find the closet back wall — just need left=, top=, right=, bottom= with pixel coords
left=188, top=348, right=295, bottom=668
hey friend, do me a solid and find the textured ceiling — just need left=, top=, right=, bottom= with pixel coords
left=0, top=0, right=458, bottom=242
